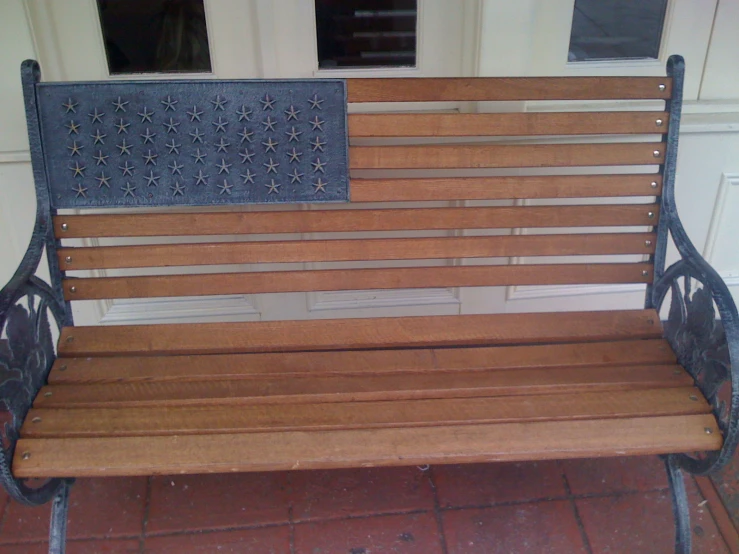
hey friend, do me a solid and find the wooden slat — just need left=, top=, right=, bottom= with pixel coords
left=58, top=233, right=657, bottom=270
left=53, top=204, right=660, bottom=238
left=47, top=339, right=677, bottom=384
left=62, top=263, right=654, bottom=300
left=32, top=365, right=691, bottom=409
left=12, top=415, right=719, bottom=477
left=349, top=143, right=665, bottom=169
left=350, top=175, right=663, bottom=202
left=22, top=387, right=708, bottom=438
left=348, top=112, right=669, bottom=137
left=347, top=77, right=672, bottom=102
left=57, top=310, right=663, bottom=356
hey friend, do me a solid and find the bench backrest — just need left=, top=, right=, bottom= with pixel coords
left=21, top=60, right=683, bottom=320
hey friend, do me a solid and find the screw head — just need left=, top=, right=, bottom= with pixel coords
left=689, top=394, right=698, bottom=402
left=648, top=211, right=655, bottom=219
left=642, top=270, right=649, bottom=277
left=645, top=240, right=652, bottom=246
left=58, top=364, right=67, bottom=372
left=69, top=285, right=77, bottom=293
left=658, top=84, right=666, bottom=91
left=655, top=119, right=663, bottom=127
left=705, top=427, right=713, bottom=435
left=21, top=452, right=30, bottom=460
left=43, top=391, right=52, bottom=397
left=65, top=256, right=72, bottom=263
left=650, top=181, right=658, bottom=188
left=653, top=150, right=661, bottom=158
left=66, top=336, right=74, bottom=343
left=60, top=223, right=68, bottom=231
left=32, top=416, right=42, bottom=423
left=673, top=368, right=682, bottom=375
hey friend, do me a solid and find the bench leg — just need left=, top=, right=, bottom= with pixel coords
left=48, top=480, right=72, bottom=554
left=665, top=455, right=691, bottom=554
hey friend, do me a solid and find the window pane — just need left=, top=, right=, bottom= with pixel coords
left=96, top=0, right=212, bottom=74
left=568, top=0, right=668, bottom=62
left=315, top=0, right=417, bottom=69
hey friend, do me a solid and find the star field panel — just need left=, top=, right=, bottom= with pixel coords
left=36, top=80, right=348, bottom=207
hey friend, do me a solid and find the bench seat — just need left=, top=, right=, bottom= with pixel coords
left=14, top=309, right=721, bottom=478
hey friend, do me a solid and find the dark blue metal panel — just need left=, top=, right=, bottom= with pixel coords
left=36, top=79, right=349, bottom=207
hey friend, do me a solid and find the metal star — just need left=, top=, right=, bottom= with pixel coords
left=262, top=137, right=278, bottom=153
left=215, top=137, right=230, bottom=153
left=285, top=105, right=300, bottom=121
left=308, top=94, right=323, bottom=110
left=89, top=108, right=104, bottom=123
left=117, top=139, right=132, bottom=155
left=216, top=158, right=232, bottom=174
left=138, top=107, right=154, bottom=123
left=192, top=148, right=207, bottom=164
left=63, top=98, right=78, bottom=113
left=119, top=161, right=135, bottom=176
left=93, top=150, right=109, bottom=165
left=67, top=141, right=83, bottom=156
left=236, top=105, right=252, bottom=121
left=187, top=105, right=203, bottom=121
left=265, top=179, right=280, bottom=194
left=310, top=136, right=326, bottom=152
left=309, top=116, right=324, bottom=131
left=72, top=182, right=87, bottom=198
left=286, top=126, right=302, bottom=143
left=144, top=170, right=160, bottom=187
left=189, top=128, right=205, bottom=143
left=168, top=160, right=184, bottom=175
left=112, top=97, right=129, bottom=112
left=237, top=127, right=255, bottom=144
left=239, top=148, right=255, bottom=163
left=261, top=116, right=276, bottom=132
left=240, top=169, right=255, bottom=184
left=288, top=168, right=303, bottom=183
left=165, top=139, right=181, bottom=154
left=115, top=118, right=130, bottom=134
left=212, top=117, right=229, bottom=133
left=91, top=129, right=107, bottom=145
left=313, top=178, right=328, bottom=193
left=96, top=172, right=111, bottom=188
left=194, top=170, right=209, bottom=186
left=287, top=148, right=302, bottom=163
left=260, top=94, right=275, bottom=111
left=311, top=157, right=326, bottom=173
left=70, top=161, right=86, bottom=177
left=211, top=95, right=227, bottom=111
left=143, top=149, right=158, bottom=165
left=141, top=128, right=156, bottom=144
left=66, top=121, right=80, bottom=135
left=163, top=117, right=180, bottom=134
left=170, top=180, right=185, bottom=196
left=263, top=157, right=279, bottom=174
left=121, top=182, right=136, bottom=197
left=161, top=95, right=178, bottom=111
left=217, top=179, right=233, bottom=195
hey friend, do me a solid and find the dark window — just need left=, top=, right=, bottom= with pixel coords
left=96, top=0, right=212, bottom=74
left=315, top=0, right=417, bottom=69
left=568, top=0, right=668, bottom=62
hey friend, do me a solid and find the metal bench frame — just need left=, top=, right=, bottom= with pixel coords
left=0, top=55, right=736, bottom=554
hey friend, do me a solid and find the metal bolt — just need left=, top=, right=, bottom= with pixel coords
left=650, top=181, right=658, bottom=188
left=648, top=212, right=655, bottom=219
left=65, top=256, right=72, bottom=263
left=653, top=150, right=661, bottom=158
left=705, top=427, right=713, bottom=435
left=645, top=240, right=652, bottom=246
left=66, top=336, right=74, bottom=343
left=69, top=285, right=77, bottom=293
left=658, top=84, right=666, bottom=91
left=655, top=119, right=663, bottom=127
left=60, top=223, right=68, bottom=231
left=32, top=417, right=42, bottom=423
left=642, top=270, right=649, bottom=277
left=43, top=391, right=52, bottom=397
left=689, top=394, right=698, bottom=402
left=21, top=452, right=30, bottom=460
left=58, top=364, right=67, bottom=372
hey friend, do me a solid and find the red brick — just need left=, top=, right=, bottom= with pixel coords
left=710, top=452, right=739, bottom=531
left=68, top=539, right=140, bottom=553
left=0, top=544, right=45, bottom=554
left=434, top=461, right=566, bottom=508
left=443, top=500, right=587, bottom=554
left=290, top=467, right=435, bottom=522
left=294, top=512, right=442, bottom=554
left=562, top=455, right=668, bottom=496
left=146, top=472, right=289, bottom=534
left=144, top=526, right=290, bottom=553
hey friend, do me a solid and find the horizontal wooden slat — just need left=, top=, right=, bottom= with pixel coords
left=62, top=263, right=654, bottom=300
left=348, top=112, right=669, bottom=137
left=53, top=204, right=659, bottom=238
left=57, top=310, right=662, bottom=356
left=48, top=339, right=677, bottom=384
left=23, top=387, right=708, bottom=438
left=13, top=415, right=719, bottom=477
left=351, top=175, right=663, bottom=202
left=33, top=365, right=691, bottom=409
left=349, top=143, right=665, bottom=169
left=58, top=233, right=657, bottom=270
left=347, top=77, right=672, bottom=102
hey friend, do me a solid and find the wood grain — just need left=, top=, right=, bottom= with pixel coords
left=346, top=77, right=672, bottom=102
left=53, top=204, right=660, bottom=238
left=12, top=415, right=718, bottom=478
left=57, top=310, right=663, bottom=357
left=349, top=143, right=665, bottom=169
left=348, top=112, right=669, bottom=137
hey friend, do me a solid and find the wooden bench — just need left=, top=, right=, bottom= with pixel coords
left=1, top=55, right=737, bottom=553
